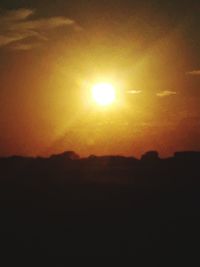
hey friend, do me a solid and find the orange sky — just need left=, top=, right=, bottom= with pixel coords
left=0, top=2, right=200, bottom=157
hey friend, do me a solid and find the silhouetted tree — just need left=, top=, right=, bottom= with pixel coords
left=141, top=151, right=160, bottom=161
left=50, top=151, right=80, bottom=160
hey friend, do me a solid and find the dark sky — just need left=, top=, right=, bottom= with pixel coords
left=0, top=0, right=200, bottom=157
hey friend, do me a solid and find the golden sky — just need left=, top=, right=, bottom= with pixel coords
left=0, top=1, right=200, bottom=157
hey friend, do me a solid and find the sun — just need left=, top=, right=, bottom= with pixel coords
left=92, top=83, right=116, bottom=106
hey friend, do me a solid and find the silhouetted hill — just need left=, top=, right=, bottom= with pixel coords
left=0, top=150, right=200, bottom=266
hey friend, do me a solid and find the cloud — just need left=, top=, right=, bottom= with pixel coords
left=186, top=70, right=200, bottom=76
left=10, top=42, right=41, bottom=51
left=0, top=8, right=34, bottom=22
left=126, top=90, right=142, bottom=94
left=156, top=90, right=177, bottom=97
left=0, top=8, right=80, bottom=50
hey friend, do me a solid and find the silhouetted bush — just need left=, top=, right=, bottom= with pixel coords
left=141, top=151, right=160, bottom=161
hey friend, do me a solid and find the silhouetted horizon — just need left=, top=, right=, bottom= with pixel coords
left=1, top=149, right=200, bottom=160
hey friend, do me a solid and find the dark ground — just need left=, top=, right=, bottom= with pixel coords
left=0, top=151, right=200, bottom=266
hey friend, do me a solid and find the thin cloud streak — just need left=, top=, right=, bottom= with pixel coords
left=126, top=90, right=142, bottom=94
left=10, top=42, right=41, bottom=51
left=156, top=91, right=177, bottom=97
left=186, top=70, right=200, bottom=76
left=0, top=8, right=34, bottom=22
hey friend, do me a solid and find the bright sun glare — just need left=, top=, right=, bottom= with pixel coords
left=92, top=83, right=116, bottom=106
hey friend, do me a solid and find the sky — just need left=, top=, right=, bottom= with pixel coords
left=0, top=0, right=200, bottom=158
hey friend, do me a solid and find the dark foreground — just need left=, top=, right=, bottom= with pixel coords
left=0, top=151, right=200, bottom=266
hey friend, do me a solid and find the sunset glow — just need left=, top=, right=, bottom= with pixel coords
left=0, top=2, right=199, bottom=158
left=1, top=1, right=199, bottom=259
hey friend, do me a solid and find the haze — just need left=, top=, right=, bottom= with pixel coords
left=0, top=0, right=200, bottom=157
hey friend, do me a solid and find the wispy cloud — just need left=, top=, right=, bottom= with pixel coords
left=10, top=42, right=41, bottom=51
left=126, top=90, right=142, bottom=94
left=0, top=8, right=80, bottom=50
left=156, top=90, right=177, bottom=97
left=186, top=70, right=200, bottom=76
left=0, top=8, right=34, bottom=22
